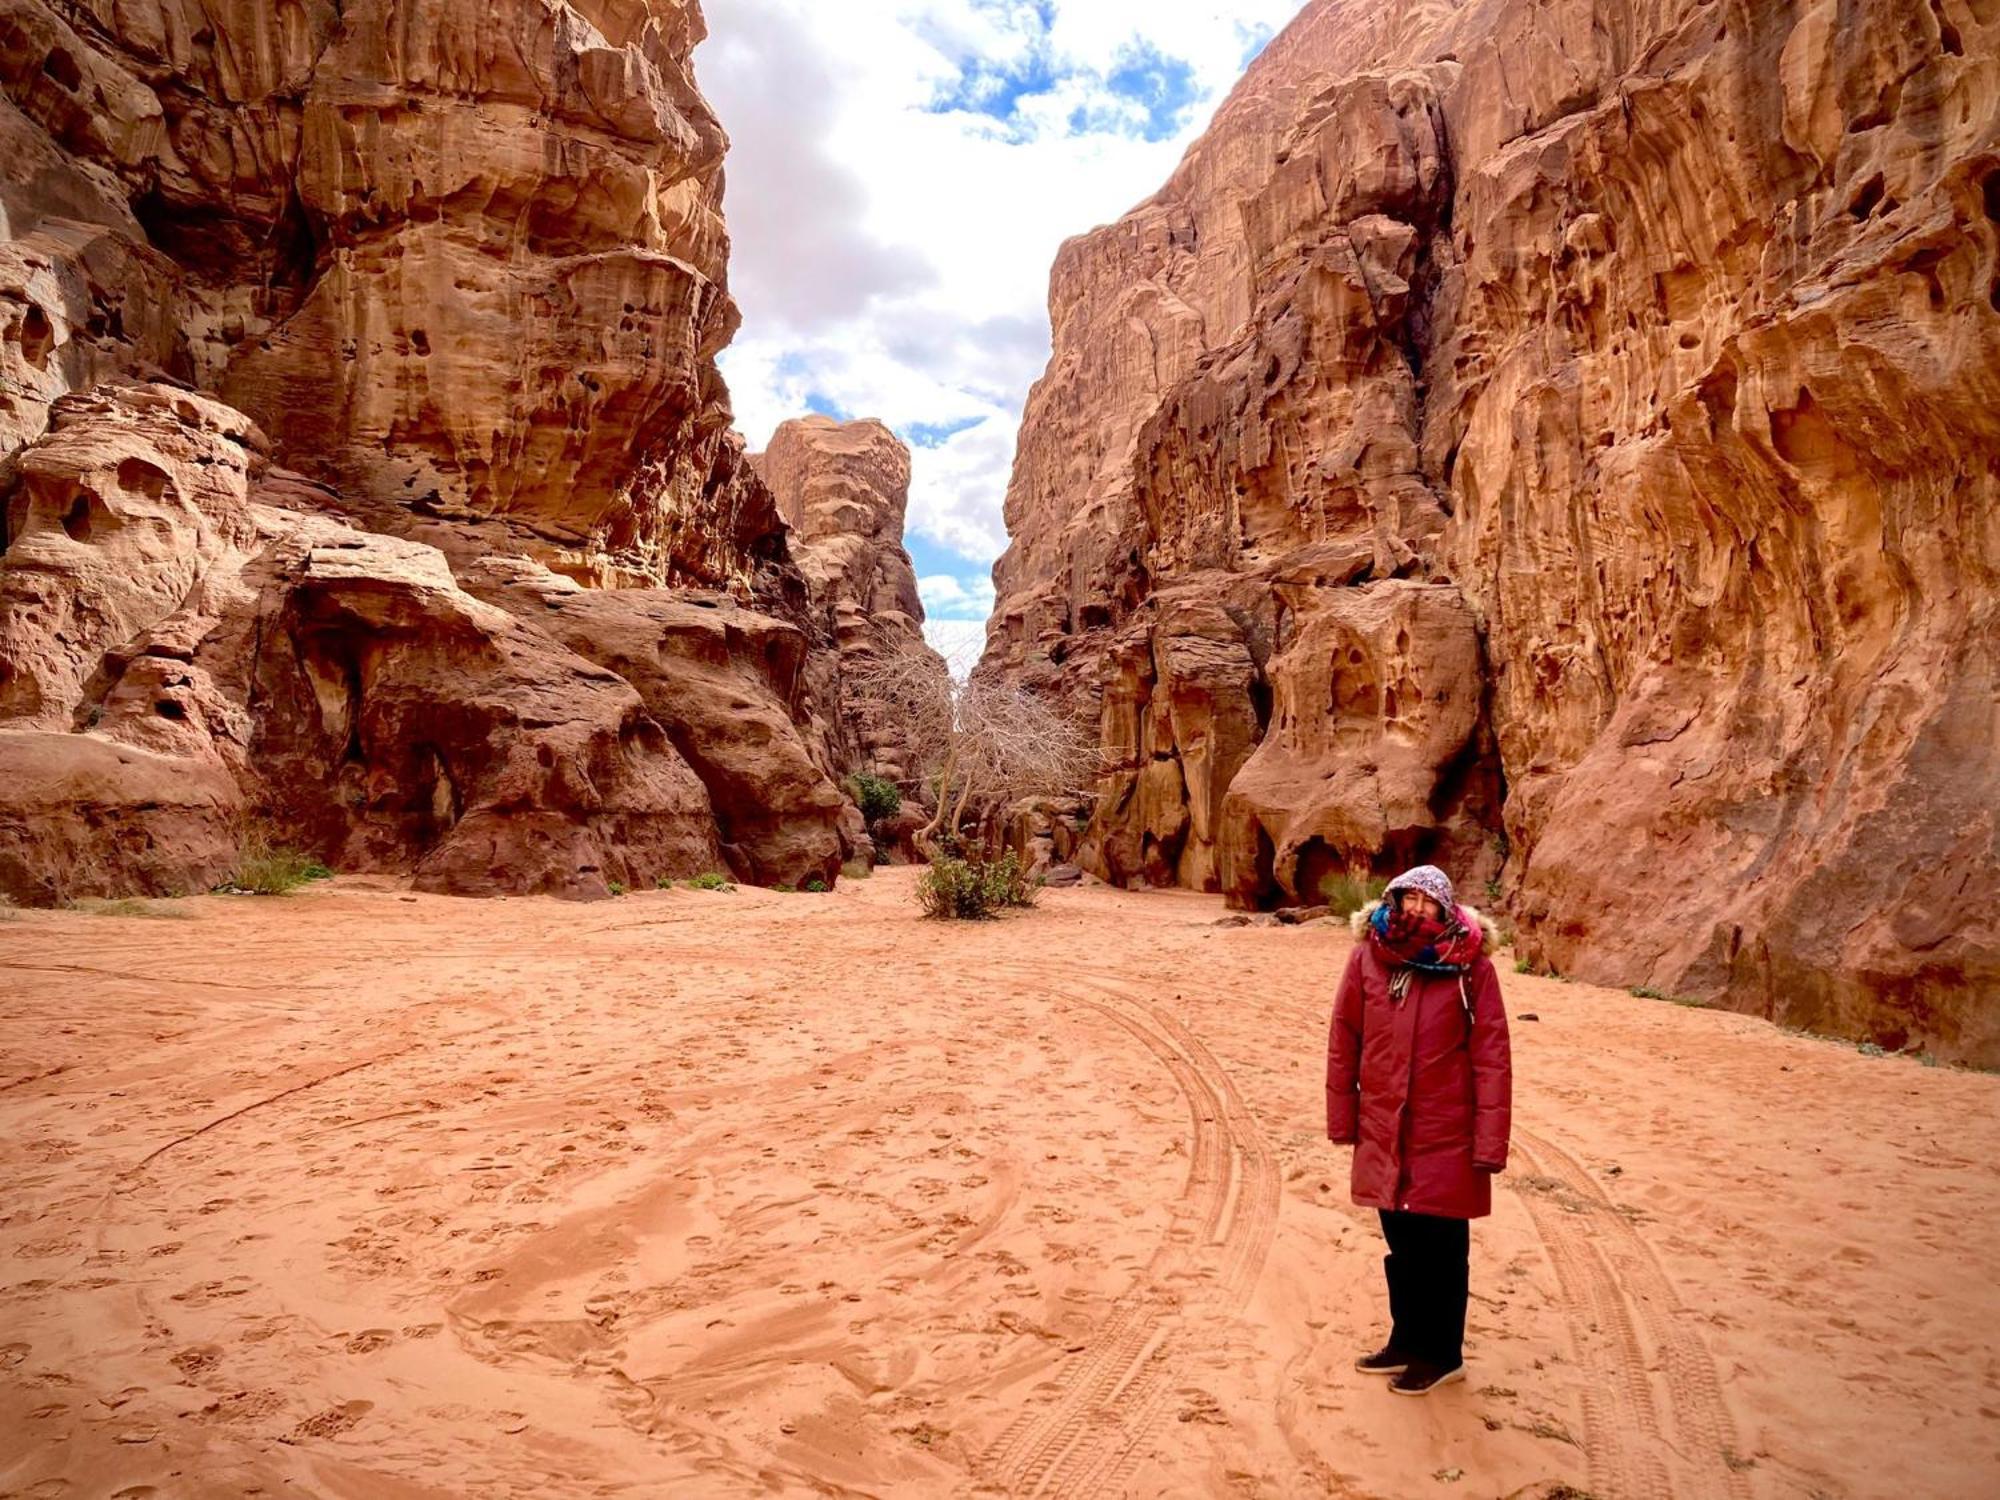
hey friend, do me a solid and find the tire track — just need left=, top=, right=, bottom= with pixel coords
left=976, top=963, right=1279, bottom=1499
left=1514, top=1128, right=1753, bottom=1500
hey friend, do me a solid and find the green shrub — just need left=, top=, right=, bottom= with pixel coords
left=684, top=872, right=734, bottom=892
left=1630, top=984, right=1667, bottom=1001
left=803, top=876, right=829, bottom=893
left=1316, top=872, right=1386, bottom=918
left=841, top=859, right=874, bottom=881
left=1514, top=958, right=1534, bottom=974
left=773, top=883, right=796, bottom=894
left=225, top=841, right=333, bottom=896
left=917, top=854, right=994, bottom=920
left=916, top=851, right=1040, bottom=920
left=846, top=773, right=902, bottom=826
left=979, top=851, right=1037, bottom=910
left=873, top=843, right=892, bottom=866
left=607, top=880, right=627, bottom=897
left=655, top=875, right=673, bottom=890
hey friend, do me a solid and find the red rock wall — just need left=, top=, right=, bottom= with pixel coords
left=981, top=0, right=2000, bottom=1063
left=0, top=2, right=858, bottom=900
left=751, top=416, right=947, bottom=791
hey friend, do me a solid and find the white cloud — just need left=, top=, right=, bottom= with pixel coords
left=700, top=0, right=1301, bottom=586
left=918, top=572, right=999, bottom=619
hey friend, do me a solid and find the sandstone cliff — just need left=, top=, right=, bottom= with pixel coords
left=982, top=0, right=2000, bottom=1062
left=752, top=415, right=946, bottom=791
left=0, top=1, right=860, bottom=900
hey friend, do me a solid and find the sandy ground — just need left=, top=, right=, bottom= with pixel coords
left=1, top=869, right=1996, bottom=1500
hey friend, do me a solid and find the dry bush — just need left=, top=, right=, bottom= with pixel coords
left=849, top=649, right=1100, bottom=860
left=224, top=841, right=333, bottom=896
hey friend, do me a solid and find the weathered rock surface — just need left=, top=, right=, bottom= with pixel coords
left=1, top=0, right=756, bottom=584
left=982, top=0, right=2000, bottom=1062
left=0, top=3, right=872, bottom=902
left=753, top=415, right=947, bottom=788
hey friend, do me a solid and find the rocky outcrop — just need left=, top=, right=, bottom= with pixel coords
left=0, top=3, right=857, bottom=901
left=982, top=0, right=2000, bottom=1063
left=1, top=0, right=758, bottom=585
left=753, top=415, right=946, bottom=788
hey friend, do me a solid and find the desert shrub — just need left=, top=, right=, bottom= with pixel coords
left=607, top=880, right=627, bottom=897
left=916, top=851, right=1039, bottom=920
left=225, top=841, right=333, bottom=896
left=841, top=859, right=874, bottom=881
left=1317, top=872, right=1386, bottom=918
left=684, top=872, right=734, bottom=892
left=917, top=854, right=994, bottom=920
left=773, top=882, right=796, bottom=894
left=655, top=875, right=673, bottom=890
left=803, top=876, right=829, bottom=893
left=1514, top=958, right=1534, bottom=974
left=847, top=773, right=902, bottom=826
left=979, top=850, right=1037, bottom=910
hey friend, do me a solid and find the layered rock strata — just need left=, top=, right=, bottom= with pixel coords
left=752, top=415, right=945, bottom=788
left=0, top=1, right=857, bottom=900
left=982, top=0, right=2000, bottom=1061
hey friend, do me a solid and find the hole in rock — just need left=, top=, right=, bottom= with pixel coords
left=1983, top=170, right=2000, bottom=226
left=17, top=305, right=53, bottom=369
left=1248, top=825, right=1278, bottom=911
left=410, top=329, right=430, bottom=356
left=1847, top=174, right=1886, bottom=220
left=1294, top=838, right=1344, bottom=906
left=61, top=494, right=96, bottom=542
left=117, top=457, right=169, bottom=501
left=41, top=49, right=82, bottom=90
left=154, top=700, right=186, bottom=720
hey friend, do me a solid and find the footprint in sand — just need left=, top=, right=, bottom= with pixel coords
left=288, top=1399, right=373, bottom=1441
left=344, top=1328, right=395, bottom=1353
left=170, top=1345, right=222, bottom=1379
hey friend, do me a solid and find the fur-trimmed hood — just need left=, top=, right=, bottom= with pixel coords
left=1350, top=898, right=1501, bottom=950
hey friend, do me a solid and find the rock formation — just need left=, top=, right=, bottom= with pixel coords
left=982, top=0, right=2000, bottom=1063
left=0, top=1, right=862, bottom=901
left=752, top=415, right=945, bottom=789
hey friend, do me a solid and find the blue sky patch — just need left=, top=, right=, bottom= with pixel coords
left=905, top=415, right=987, bottom=450
left=921, top=3, right=1199, bottom=144
left=804, top=389, right=851, bottom=420
left=1236, top=21, right=1277, bottom=68
left=1102, top=41, right=1200, bottom=142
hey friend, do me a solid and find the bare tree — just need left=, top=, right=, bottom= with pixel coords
left=849, top=646, right=1100, bottom=858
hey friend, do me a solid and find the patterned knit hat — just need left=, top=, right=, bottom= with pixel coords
left=1384, top=863, right=1456, bottom=913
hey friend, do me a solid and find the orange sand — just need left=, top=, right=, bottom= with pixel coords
left=2, top=870, right=1996, bottom=1498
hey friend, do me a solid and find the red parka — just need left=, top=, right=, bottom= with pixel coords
left=1326, top=912, right=1512, bottom=1219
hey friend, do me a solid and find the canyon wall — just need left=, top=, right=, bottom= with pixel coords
left=0, top=0, right=876, bottom=900
left=982, top=0, right=2000, bottom=1063
left=752, top=415, right=946, bottom=791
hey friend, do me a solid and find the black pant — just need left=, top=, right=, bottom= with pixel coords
left=1379, top=1209, right=1469, bottom=1367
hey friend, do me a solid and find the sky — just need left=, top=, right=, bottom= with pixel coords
left=697, top=0, right=1302, bottom=668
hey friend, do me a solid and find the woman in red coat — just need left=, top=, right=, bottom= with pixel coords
left=1326, top=863, right=1511, bottom=1395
